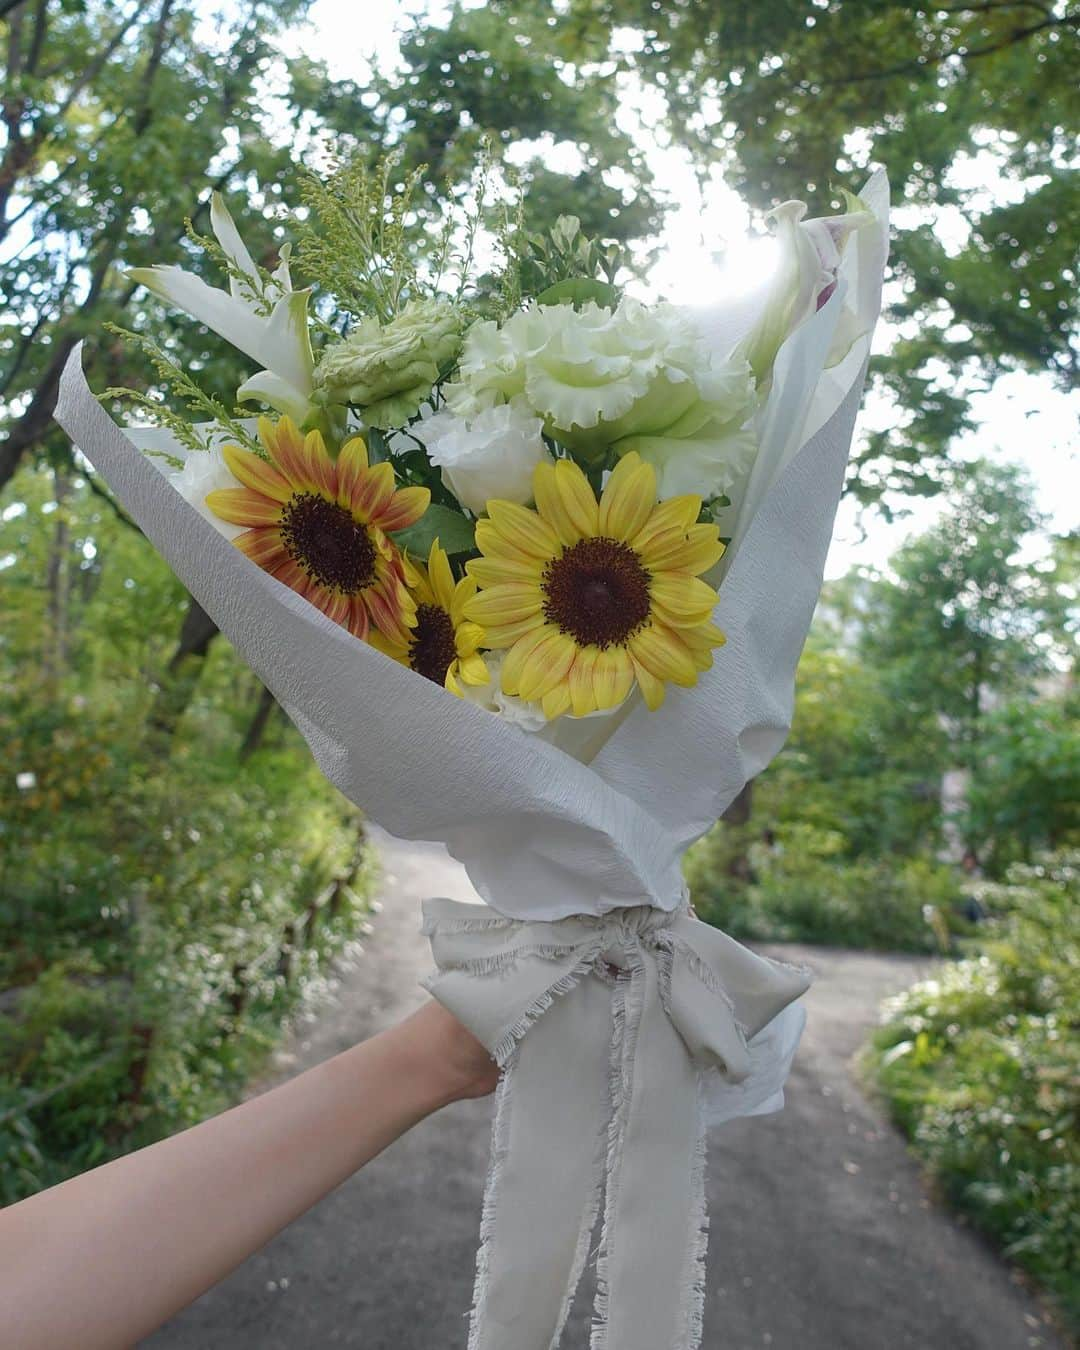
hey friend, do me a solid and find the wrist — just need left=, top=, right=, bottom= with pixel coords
left=394, top=1001, right=500, bottom=1109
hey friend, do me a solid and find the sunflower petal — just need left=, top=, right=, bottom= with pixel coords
left=474, top=519, right=547, bottom=569
left=427, top=540, right=456, bottom=613
left=487, top=500, right=560, bottom=561
left=336, top=436, right=370, bottom=506
left=593, top=645, right=634, bottom=711
left=454, top=620, right=486, bottom=658
left=466, top=553, right=543, bottom=588
left=631, top=495, right=702, bottom=552
left=568, top=647, right=599, bottom=717
left=302, top=428, right=337, bottom=500
left=501, top=623, right=559, bottom=696
left=234, top=527, right=289, bottom=571
left=533, top=459, right=598, bottom=546
left=631, top=656, right=667, bottom=710
left=206, top=487, right=283, bottom=527
left=483, top=613, right=547, bottom=649
left=649, top=572, right=719, bottom=626
left=350, top=461, right=395, bottom=522
left=630, top=624, right=698, bottom=686
left=599, top=453, right=657, bottom=542
left=463, top=584, right=544, bottom=628
left=517, top=630, right=577, bottom=703
left=640, top=522, right=724, bottom=574
left=221, top=444, right=292, bottom=502
left=378, top=485, right=430, bottom=533
left=456, top=652, right=491, bottom=686
left=348, top=598, right=371, bottom=641
left=262, top=416, right=313, bottom=490
left=541, top=682, right=572, bottom=720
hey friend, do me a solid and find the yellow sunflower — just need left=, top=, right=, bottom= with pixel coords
left=370, top=539, right=491, bottom=694
left=205, top=416, right=429, bottom=644
left=463, top=452, right=725, bottom=718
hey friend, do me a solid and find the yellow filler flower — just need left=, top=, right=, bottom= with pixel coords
left=463, top=452, right=725, bottom=718
left=205, top=416, right=429, bottom=644
left=371, top=539, right=490, bottom=694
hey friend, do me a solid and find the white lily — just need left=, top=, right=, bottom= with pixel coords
left=740, top=193, right=876, bottom=382
left=127, top=193, right=315, bottom=423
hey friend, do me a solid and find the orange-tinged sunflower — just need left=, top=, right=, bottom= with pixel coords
left=205, top=416, right=429, bottom=644
left=370, top=539, right=491, bottom=694
left=463, top=452, right=725, bottom=719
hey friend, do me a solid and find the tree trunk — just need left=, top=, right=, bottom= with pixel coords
left=144, top=595, right=220, bottom=745
left=720, top=778, right=756, bottom=884
left=238, top=684, right=278, bottom=760
left=42, top=465, right=71, bottom=688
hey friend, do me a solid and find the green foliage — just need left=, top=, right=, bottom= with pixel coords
left=100, top=324, right=265, bottom=458
left=0, top=464, right=376, bottom=1201
left=391, top=503, right=476, bottom=558
left=868, top=855, right=1080, bottom=1331
left=687, top=823, right=965, bottom=953
left=534, top=0, right=1079, bottom=501
left=519, top=214, right=626, bottom=301
left=297, top=156, right=440, bottom=323
left=964, top=697, right=1080, bottom=873
left=1, top=0, right=316, bottom=489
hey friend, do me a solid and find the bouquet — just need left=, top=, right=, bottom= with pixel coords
left=55, top=157, right=889, bottom=1350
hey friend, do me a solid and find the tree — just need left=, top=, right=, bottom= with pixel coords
left=0, top=0, right=317, bottom=492
left=474, top=0, right=1080, bottom=507
left=859, top=458, right=1068, bottom=857
left=964, top=694, right=1080, bottom=871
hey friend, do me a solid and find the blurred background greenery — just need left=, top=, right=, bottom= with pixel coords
left=1, top=0, right=1076, bottom=1328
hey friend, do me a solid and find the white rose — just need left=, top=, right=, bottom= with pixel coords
left=168, top=447, right=245, bottom=540
left=418, top=396, right=551, bottom=514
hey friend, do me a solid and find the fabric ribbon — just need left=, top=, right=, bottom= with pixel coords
left=423, top=896, right=812, bottom=1350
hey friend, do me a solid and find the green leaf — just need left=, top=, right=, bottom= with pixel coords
left=365, top=425, right=391, bottom=465
left=534, top=278, right=619, bottom=310
left=391, top=504, right=475, bottom=557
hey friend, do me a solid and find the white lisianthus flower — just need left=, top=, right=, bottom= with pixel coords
left=168, top=448, right=245, bottom=540
left=461, top=652, right=548, bottom=732
left=614, top=354, right=759, bottom=500
left=417, top=397, right=551, bottom=515
left=447, top=298, right=758, bottom=501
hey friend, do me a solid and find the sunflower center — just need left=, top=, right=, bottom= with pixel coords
left=279, top=492, right=378, bottom=595
left=542, top=536, right=652, bottom=649
left=409, top=603, right=458, bottom=685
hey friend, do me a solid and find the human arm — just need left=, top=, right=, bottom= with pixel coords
left=0, top=999, right=497, bottom=1350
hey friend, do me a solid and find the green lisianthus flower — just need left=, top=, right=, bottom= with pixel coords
left=313, top=298, right=463, bottom=429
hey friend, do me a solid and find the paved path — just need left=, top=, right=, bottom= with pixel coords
left=144, top=833, right=1067, bottom=1350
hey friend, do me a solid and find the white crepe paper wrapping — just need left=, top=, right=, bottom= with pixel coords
left=54, top=170, right=888, bottom=1350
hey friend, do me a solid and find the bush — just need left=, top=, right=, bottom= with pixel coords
left=686, top=821, right=966, bottom=952
left=0, top=673, right=376, bottom=1203
left=866, top=854, right=1080, bottom=1331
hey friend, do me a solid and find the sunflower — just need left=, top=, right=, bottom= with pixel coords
left=370, top=539, right=491, bottom=695
left=463, top=452, right=725, bottom=718
left=205, top=416, right=429, bottom=644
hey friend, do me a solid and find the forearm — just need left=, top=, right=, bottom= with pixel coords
left=0, top=1001, right=493, bottom=1350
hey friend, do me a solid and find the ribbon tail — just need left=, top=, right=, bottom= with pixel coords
left=592, top=948, right=707, bottom=1350
left=468, top=972, right=613, bottom=1350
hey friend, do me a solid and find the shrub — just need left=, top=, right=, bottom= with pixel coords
left=686, top=821, right=966, bottom=952
left=867, top=854, right=1079, bottom=1331
left=1, top=677, right=376, bottom=1202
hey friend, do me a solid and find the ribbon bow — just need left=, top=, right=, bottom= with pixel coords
left=423, top=897, right=811, bottom=1350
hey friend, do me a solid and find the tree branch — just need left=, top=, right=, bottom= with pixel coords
left=800, top=15, right=1076, bottom=90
